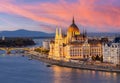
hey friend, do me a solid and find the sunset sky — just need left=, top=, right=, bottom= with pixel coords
left=0, top=0, right=120, bottom=33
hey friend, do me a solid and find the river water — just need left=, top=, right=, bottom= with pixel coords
left=0, top=39, right=120, bottom=83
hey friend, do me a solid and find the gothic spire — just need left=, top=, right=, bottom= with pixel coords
left=72, top=16, right=75, bottom=24
left=83, top=28, right=85, bottom=38
left=85, top=29, right=87, bottom=36
left=55, top=27, right=59, bottom=39
left=59, top=28, right=63, bottom=38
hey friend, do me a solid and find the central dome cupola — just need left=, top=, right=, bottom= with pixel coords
left=67, top=17, right=80, bottom=37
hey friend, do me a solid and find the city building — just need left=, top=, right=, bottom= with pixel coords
left=49, top=18, right=102, bottom=61
left=103, top=37, right=120, bottom=65
left=43, top=40, right=50, bottom=50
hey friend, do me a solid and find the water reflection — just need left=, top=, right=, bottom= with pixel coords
left=0, top=54, right=120, bottom=83
left=51, top=65, right=120, bottom=83
left=98, top=72, right=117, bottom=83
left=0, top=38, right=120, bottom=83
left=52, top=66, right=95, bottom=83
left=52, top=66, right=74, bottom=83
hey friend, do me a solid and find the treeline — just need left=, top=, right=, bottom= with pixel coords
left=0, top=38, right=35, bottom=47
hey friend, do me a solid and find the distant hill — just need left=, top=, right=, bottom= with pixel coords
left=0, top=29, right=119, bottom=38
left=0, top=29, right=54, bottom=37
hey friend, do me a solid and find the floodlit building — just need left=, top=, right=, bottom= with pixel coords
left=103, top=37, right=120, bottom=65
left=43, top=40, right=50, bottom=50
left=49, top=18, right=102, bottom=60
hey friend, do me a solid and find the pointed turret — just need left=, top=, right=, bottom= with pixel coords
left=85, top=29, right=87, bottom=36
left=82, top=28, right=85, bottom=37
left=59, top=28, right=63, bottom=38
left=72, top=16, right=75, bottom=24
left=55, top=27, right=59, bottom=39
left=82, top=28, right=84, bottom=34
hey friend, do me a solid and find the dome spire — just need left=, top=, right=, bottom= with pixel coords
left=72, top=16, right=75, bottom=24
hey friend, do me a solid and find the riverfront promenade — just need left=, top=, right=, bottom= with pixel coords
left=26, top=51, right=120, bottom=73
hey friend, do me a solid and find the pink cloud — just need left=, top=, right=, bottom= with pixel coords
left=0, top=1, right=61, bottom=25
left=0, top=0, right=120, bottom=32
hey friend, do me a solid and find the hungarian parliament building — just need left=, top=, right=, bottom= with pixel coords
left=49, top=18, right=103, bottom=60
left=48, top=18, right=120, bottom=65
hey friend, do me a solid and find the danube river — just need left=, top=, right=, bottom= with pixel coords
left=0, top=39, right=120, bottom=83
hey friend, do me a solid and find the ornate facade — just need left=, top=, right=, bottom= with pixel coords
left=103, top=37, right=120, bottom=65
left=49, top=18, right=102, bottom=60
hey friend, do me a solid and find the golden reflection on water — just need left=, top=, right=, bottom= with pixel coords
left=51, top=66, right=95, bottom=83
left=51, top=66, right=118, bottom=83
left=98, top=72, right=117, bottom=79
left=51, top=66, right=72, bottom=83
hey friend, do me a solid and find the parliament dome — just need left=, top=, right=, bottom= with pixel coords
left=67, top=18, right=80, bottom=36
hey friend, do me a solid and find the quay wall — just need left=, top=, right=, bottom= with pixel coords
left=26, top=51, right=120, bottom=73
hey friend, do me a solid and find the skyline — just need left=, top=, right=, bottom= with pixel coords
left=0, top=0, right=120, bottom=33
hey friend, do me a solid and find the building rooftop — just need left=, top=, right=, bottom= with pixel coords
left=114, top=37, right=120, bottom=43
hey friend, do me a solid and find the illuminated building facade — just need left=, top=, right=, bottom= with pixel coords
left=103, top=37, right=120, bottom=65
left=49, top=18, right=102, bottom=60
left=43, top=40, right=50, bottom=50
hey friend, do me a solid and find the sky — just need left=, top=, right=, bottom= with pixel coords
left=0, top=0, right=120, bottom=33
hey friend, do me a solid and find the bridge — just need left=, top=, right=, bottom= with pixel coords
left=0, top=47, right=32, bottom=54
